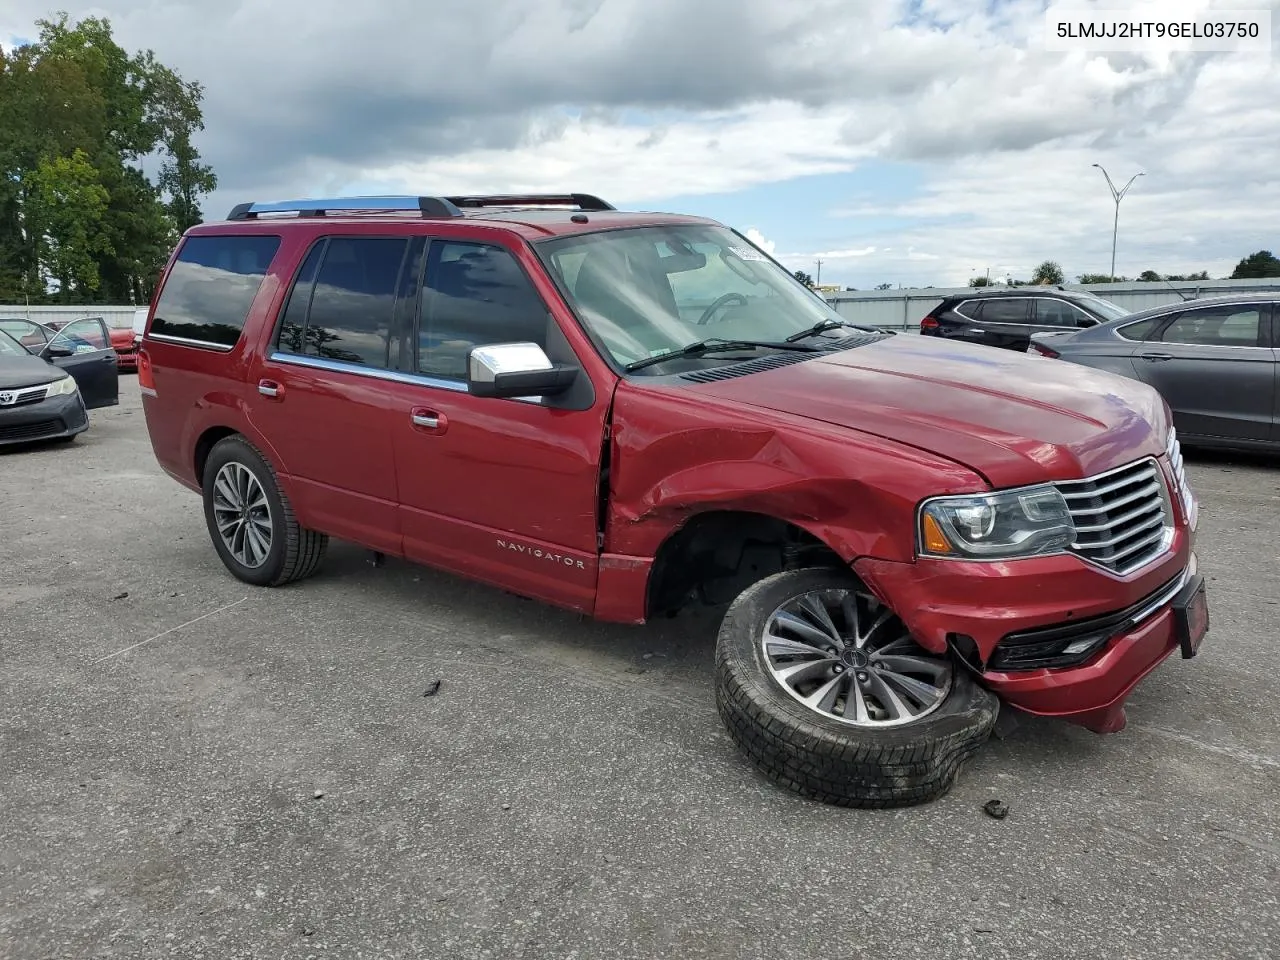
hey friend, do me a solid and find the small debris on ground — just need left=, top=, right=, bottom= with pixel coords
left=109, top=591, right=129, bottom=601
left=312, top=790, right=325, bottom=801
left=423, top=679, right=442, bottom=697
left=983, top=799, right=1010, bottom=820
left=501, top=803, right=512, bottom=811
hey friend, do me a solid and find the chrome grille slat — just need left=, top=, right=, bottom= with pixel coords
left=1053, top=456, right=1173, bottom=575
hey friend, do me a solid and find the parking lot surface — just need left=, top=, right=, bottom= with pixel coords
left=2, top=378, right=1278, bottom=960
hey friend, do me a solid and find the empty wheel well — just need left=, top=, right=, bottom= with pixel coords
left=194, top=427, right=239, bottom=485
left=645, top=511, right=846, bottom=618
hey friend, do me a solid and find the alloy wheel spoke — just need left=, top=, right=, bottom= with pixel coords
left=876, top=668, right=946, bottom=709
left=772, top=610, right=838, bottom=649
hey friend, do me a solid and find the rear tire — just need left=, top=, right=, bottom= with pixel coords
left=715, top=567, right=998, bottom=808
left=202, top=435, right=327, bottom=587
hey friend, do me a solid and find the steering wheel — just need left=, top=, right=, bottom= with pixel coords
left=695, top=292, right=749, bottom=325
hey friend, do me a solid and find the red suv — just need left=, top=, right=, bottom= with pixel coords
left=138, top=194, right=1208, bottom=808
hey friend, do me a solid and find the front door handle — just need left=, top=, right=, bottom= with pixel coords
left=258, top=379, right=283, bottom=399
left=1139, top=352, right=1173, bottom=362
left=411, top=407, right=448, bottom=433
left=968, top=327, right=985, bottom=334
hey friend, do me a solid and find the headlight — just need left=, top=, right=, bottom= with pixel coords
left=46, top=376, right=79, bottom=396
left=918, top=485, right=1076, bottom=560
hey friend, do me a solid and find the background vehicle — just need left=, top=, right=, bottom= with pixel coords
left=919, top=287, right=1130, bottom=351
left=0, top=328, right=93, bottom=445
left=137, top=194, right=1204, bottom=809
left=1029, top=294, right=1278, bottom=452
left=0, top=318, right=119, bottom=408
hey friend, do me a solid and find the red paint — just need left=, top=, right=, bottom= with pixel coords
left=140, top=202, right=1204, bottom=736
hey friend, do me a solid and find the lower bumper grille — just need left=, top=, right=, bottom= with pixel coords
left=0, top=419, right=63, bottom=442
left=989, top=570, right=1187, bottom=672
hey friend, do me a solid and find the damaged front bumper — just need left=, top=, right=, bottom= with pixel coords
left=853, top=529, right=1205, bottom=734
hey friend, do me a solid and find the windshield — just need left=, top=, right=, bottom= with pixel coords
left=537, top=224, right=855, bottom=372
left=1074, top=292, right=1130, bottom=322
left=0, top=329, right=29, bottom=357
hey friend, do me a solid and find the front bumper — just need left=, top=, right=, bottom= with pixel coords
left=0, top=392, right=89, bottom=445
left=853, top=526, right=1199, bottom=734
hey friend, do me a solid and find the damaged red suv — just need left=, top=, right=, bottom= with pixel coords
left=138, top=194, right=1207, bottom=807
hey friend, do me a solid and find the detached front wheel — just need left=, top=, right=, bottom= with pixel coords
left=715, top=568, right=998, bottom=808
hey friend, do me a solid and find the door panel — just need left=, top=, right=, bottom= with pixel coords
left=1135, top=305, right=1273, bottom=441
left=248, top=235, right=419, bottom=555
left=46, top=318, right=119, bottom=408
left=394, top=237, right=609, bottom=613
left=973, top=298, right=1032, bottom=350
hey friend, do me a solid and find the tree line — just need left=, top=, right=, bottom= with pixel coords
left=970, top=251, right=1280, bottom=288
left=0, top=13, right=216, bottom=306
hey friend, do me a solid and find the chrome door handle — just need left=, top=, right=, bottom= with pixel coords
left=968, top=328, right=985, bottom=334
left=412, top=413, right=439, bottom=428
left=1139, top=353, right=1173, bottom=362
left=258, top=380, right=281, bottom=397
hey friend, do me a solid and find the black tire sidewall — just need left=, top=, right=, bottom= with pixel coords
left=716, top=567, right=995, bottom=755
left=202, top=437, right=289, bottom=587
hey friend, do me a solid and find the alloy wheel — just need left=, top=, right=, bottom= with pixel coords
left=211, top=462, right=273, bottom=568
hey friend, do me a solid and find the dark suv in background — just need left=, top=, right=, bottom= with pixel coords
left=919, top=287, right=1131, bottom=351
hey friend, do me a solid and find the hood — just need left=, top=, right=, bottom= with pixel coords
left=690, top=334, right=1168, bottom=489
left=0, top=354, right=61, bottom=390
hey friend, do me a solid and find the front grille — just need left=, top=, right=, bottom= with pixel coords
left=0, top=419, right=62, bottom=442
left=1054, top=458, right=1172, bottom=575
left=8, top=385, right=48, bottom=407
left=989, top=570, right=1186, bottom=671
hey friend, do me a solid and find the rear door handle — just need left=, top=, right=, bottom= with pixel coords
left=258, top=379, right=283, bottom=398
left=968, top=328, right=985, bottom=334
left=1139, top=352, right=1173, bottom=362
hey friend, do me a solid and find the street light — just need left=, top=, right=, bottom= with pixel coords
left=1092, top=163, right=1144, bottom=280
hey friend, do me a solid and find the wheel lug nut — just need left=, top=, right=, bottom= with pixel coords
left=856, top=671, right=869, bottom=683
left=833, top=665, right=844, bottom=673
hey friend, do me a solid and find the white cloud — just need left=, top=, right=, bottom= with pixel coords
left=743, top=228, right=775, bottom=256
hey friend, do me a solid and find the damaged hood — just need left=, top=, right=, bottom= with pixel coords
left=691, top=334, right=1169, bottom=489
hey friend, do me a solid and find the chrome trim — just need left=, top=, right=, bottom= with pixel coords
left=1127, top=564, right=1192, bottom=629
left=267, top=351, right=469, bottom=393
left=1055, top=457, right=1174, bottom=576
left=147, top=332, right=236, bottom=352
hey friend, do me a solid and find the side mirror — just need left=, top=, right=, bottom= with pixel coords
left=467, top=342, right=578, bottom=400
left=44, top=345, right=74, bottom=359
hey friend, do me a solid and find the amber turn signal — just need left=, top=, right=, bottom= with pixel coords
left=921, top=512, right=954, bottom=555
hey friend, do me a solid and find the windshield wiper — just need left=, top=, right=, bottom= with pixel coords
left=785, top=319, right=880, bottom=342
left=624, top=337, right=820, bottom=373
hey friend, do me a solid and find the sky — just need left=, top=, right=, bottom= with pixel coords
left=3, top=0, right=1278, bottom=289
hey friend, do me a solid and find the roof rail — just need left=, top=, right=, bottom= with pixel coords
left=225, top=192, right=616, bottom=221
left=226, top=196, right=465, bottom=221
left=444, top=193, right=615, bottom=211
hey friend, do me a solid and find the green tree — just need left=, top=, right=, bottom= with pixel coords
left=968, top=276, right=992, bottom=287
left=1077, top=273, right=1127, bottom=284
left=1031, top=260, right=1064, bottom=285
left=1229, top=250, right=1280, bottom=279
left=793, top=270, right=814, bottom=287
left=1138, top=269, right=1162, bottom=282
left=27, top=148, right=112, bottom=298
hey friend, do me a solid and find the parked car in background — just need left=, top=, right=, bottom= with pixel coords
left=1029, top=294, right=1278, bottom=453
left=919, top=287, right=1131, bottom=351
left=132, top=307, right=148, bottom=353
left=38, top=314, right=138, bottom=370
left=0, top=327, right=104, bottom=445
left=138, top=193, right=1205, bottom=809
left=0, top=318, right=120, bottom=411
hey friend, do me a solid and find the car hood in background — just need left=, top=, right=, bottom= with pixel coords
left=0, top=354, right=62, bottom=391
left=692, top=334, right=1168, bottom=489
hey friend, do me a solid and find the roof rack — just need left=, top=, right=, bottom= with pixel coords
left=225, top=192, right=615, bottom=221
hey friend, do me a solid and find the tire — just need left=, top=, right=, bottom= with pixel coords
left=715, top=567, right=998, bottom=808
left=201, top=435, right=327, bottom=587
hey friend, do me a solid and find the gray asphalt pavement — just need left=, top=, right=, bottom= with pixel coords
left=2, top=377, right=1278, bottom=960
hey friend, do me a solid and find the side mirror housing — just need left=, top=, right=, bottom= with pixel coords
left=44, top=345, right=74, bottom=359
left=467, top=342, right=578, bottom=400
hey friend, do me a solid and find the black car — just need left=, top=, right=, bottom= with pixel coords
left=0, top=321, right=119, bottom=446
left=918, top=287, right=1131, bottom=352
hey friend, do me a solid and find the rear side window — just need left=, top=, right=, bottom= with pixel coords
left=1115, top=317, right=1162, bottom=341
left=1158, top=305, right=1263, bottom=347
left=277, top=237, right=409, bottom=367
left=152, top=235, right=281, bottom=347
left=978, top=299, right=1030, bottom=323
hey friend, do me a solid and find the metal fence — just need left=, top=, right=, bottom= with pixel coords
left=0, top=304, right=139, bottom=329
left=820, top=278, right=1280, bottom=332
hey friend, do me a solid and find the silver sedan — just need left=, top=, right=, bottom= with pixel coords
left=1027, top=293, right=1277, bottom=452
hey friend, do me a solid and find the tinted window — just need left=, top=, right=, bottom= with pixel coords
left=276, top=242, right=325, bottom=355
left=1159, top=306, right=1263, bottom=347
left=1115, top=317, right=1162, bottom=341
left=418, top=241, right=549, bottom=380
left=980, top=299, right=1030, bottom=323
left=152, top=235, right=281, bottom=347
left=302, top=237, right=409, bottom=367
left=1037, top=298, right=1093, bottom=328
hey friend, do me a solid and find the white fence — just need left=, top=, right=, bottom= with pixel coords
left=821, top=278, right=1280, bottom=332
left=0, top=304, right=139, bottom=329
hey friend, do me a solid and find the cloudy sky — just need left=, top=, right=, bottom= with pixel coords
left=3, top=0, right=1278, bottom=289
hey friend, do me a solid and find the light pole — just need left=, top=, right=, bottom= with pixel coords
left=1092, top=164, right=1143, bottom=280
left=814, top=258, right=823, bottom=286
